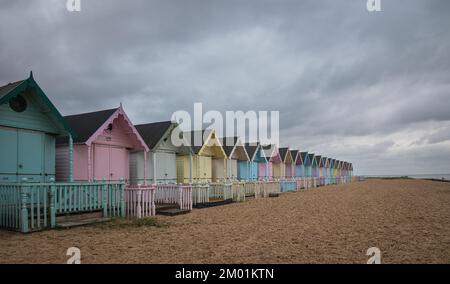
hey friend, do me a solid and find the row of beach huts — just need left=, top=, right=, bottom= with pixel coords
left=0, top=73, right=363, bottom=233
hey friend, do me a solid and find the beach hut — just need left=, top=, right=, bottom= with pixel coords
left=245, top=142, right=268, bottom=180
left=0, top=72, right=75, bottom=183
left=317, top=156, right=325, bottom=185
left=323, top=157, right=330, bottom=185
left=305, top=153, right=315, bottom=178
left=262, top=145, right=281, bottom=180
left=56, top=105, right=149, bottom=182
left=217, top=137, right=249, bottom=181
left=296, top=152, right=308, bottom=178
left=290, top=150, right=299, bottom=177
left=350, top=163, right=353, bottom=178
left=240, top=143, right=267, bottom=181
left=177, top=129, right=226, bottom=183
left=313, top=155, right=321, bottom=179
left=278, top=147, right=294, bottom=179
left=130, top=121, right=192, bottom=184
left=334, top=160, right=340, bottom=180
left=329, top=158, right=335, bottom=183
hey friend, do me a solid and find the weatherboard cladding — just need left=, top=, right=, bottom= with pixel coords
left=0, top=75, right=74, bottom=183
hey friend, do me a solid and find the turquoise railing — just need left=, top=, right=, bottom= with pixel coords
left=0, top=181, right=125, bottom=233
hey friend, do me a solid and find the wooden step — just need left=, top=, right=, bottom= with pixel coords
left=56, top=217, right=111, bottom=229
left=155, top=204, right=179, bottom=211
left=157, top=208, right=191, bottom=216
left=194, top=198, right=233, bottom=209
left=56, top=211, right=103, bottom=223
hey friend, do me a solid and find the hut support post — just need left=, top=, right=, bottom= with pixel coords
left=247, top=161, right=250, bottom=181
left=152, top=151, right=157, bottom=184
left=143, top=150, right=147, bottom=185
left=69, top=134, right=73, bottom=182
left=189, top=153, right=193, bottom=183
left=87, top=144, right=92, bottom=182
left=223, top=159, right=227, bottom=182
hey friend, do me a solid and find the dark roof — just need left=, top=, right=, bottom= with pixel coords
left=308, top=153, right=315, bottom=165
left=315, top=155, right=322, bottom=166
left=220, top=137, right=239, bottom=157
left=300, top=152, right=308, bottom=163
left=262, top=144, right=277, bottom=158
left=0, top=80, right=25, bottom=100
left=290, top=150, right=299, bottom=162
left=278, top=147, right=289, bottom=160
left=244, top=143, right=259, bottom=160
left=135, top=121, right=172, bottom=149
left=322, top=157, right=328, bottom=167
left=62, top=108, right=117, bottom=143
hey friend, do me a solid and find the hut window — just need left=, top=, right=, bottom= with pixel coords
left=105, top=123, right=113, bottom=133
left=9, top=95, right=27, bottom=112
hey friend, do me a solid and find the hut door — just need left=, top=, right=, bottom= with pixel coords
left=93, top=145, right=128, bottom=181
left=0, top=127, right=18, bottom=182
left=0, top=128, right=45, bottom=182
left=93, top=145, right=110, bottom=180
left=110, top=146, right=128, bottom=181
left=18, top=130, right=44, bottom=182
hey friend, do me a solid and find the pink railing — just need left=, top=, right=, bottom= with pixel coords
left=125, top=184, right=156, bottom=218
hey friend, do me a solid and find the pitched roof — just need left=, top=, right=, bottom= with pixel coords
left=135, top=121, right=172, bottom=149
left=300, top=152, right=308, bottom=165
left=315, top=155, right=322, bottom=166
left=278, top=147, right=289, bottom=161
left=308, top=153, right=315, bottom=165
left=63, top=108, right=117, bottom=143
left=0, top=80, right=25, bottom=100
left=290, top=150, right=299, bottom=163
left=262, top=144, right=280, bottom=162
left=244, top=142, right=259, bottom=160
left=183, top=129, right=218, bottom=154
left=0, top=73, right=74, bottom=137
left=220, top=137, right=239, bottom=157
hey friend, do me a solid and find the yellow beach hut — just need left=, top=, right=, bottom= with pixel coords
left=176, top=129, right=226, bottom=183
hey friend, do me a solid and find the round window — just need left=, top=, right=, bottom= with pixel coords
left=9, top=95, right=27, bottom=112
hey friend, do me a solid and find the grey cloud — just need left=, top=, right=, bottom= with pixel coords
left=1, top=0, right=450, bottom=175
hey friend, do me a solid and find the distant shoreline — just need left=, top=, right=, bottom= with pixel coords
left=366, top=176, right=450, bottom=183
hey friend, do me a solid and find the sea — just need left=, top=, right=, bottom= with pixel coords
left=364, top=174, right=450, bottom=181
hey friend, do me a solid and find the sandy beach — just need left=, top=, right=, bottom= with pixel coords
left=1, top=179, right=450, bottom=264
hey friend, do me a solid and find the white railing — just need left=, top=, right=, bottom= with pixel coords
left=192, top=183, right=210, bottom=205
left=210, top=182, right=233, bottom=201
left=155, top=184, right=193, bottom=211
left=124, top=184, right=156, bottom=218
left=261, top=181, right=281, bottom=197
left=231, top=182, right=246, bottom=202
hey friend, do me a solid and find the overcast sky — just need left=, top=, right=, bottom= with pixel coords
left=1, top=0, right=449, bottom=175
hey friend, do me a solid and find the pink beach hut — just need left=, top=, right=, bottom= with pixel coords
left=262, top=144, right=281, bottom=181
left=56, top=105, right=149, bottom=182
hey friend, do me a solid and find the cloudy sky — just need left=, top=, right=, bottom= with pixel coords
left=1, top=0, right=449, bottom=175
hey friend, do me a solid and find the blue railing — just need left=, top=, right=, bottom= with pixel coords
left=0, top=181, right=125, bottom=233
